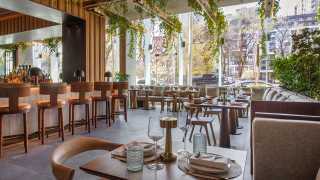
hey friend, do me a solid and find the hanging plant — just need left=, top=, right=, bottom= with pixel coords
left=257, top=0, right=280, bottom=58
left=159, top=15, right=182, bottom=49
left=188, top=0, right=227, bottom=57
left=42, top=37, right=62, bottom=55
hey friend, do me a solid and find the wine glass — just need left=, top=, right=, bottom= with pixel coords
left=147, top=117, right=164, bottom=170
left=177, top=114, right=190, bottom=159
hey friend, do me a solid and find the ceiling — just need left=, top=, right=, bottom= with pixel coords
left=85, top=0, right=258, bottom=20
left=0, top=7, right=19, bottom=19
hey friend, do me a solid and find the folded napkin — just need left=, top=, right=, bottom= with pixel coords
left=189, top=154, right=230, bottom=172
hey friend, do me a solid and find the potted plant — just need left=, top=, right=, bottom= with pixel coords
left=114, top=72, right=129, bottom=95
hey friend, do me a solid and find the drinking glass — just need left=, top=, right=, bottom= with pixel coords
left=193, top=133, right=207, bottom=154
left=147, top=117, right=164, bottom=170
left=127, top=144, right=144, bottom=172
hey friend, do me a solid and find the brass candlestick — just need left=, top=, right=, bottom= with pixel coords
left=160, top=117, right=177, bottom=162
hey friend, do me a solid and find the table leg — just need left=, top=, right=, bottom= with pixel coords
left=230, top=109, right=241, bottom=135
left=219, top=108, right=230, bottom=148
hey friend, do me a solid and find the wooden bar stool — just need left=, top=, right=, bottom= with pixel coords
left=111, top=82, right=128, bottom=123
left=68, top=82, right=93, bottom=135
left=0, top=83, right=31, bottom=157
left=37, top=83, right=67, bottom=144
left=92, top=82, right=113, bottom=128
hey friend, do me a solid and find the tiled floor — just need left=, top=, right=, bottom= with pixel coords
left=0, top=107, right=251, bottom=180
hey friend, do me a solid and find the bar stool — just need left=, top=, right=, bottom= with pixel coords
left=0, top=83, right=31, bottom=157
left=37, top=83, right=67, bottom=144
left=111, top=82, right=128, bottom=123
left=92, top=82, right=113, bottom=127
left=68, top=82, right=93, bottom=135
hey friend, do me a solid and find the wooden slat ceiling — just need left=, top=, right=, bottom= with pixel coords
left=0, top=7, right=21, bottom=20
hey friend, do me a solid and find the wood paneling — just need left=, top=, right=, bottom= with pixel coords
left=0, top=0, right=106, bottom=81
left=0, top=15, right=55, bottom=36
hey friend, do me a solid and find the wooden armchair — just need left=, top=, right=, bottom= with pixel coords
left=51, top=136, right=122, bottom=180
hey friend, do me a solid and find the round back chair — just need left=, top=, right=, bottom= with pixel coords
left=40, top=83, right=68, bottom=106
left=70, top=82, right=94, bottom=102
left=0, top=83, right=31, bottom=112
left=94, top=82, right=113, bottom=98
left=51, top=136, right=122, bottom=180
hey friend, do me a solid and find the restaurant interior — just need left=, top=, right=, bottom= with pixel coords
left=0, top=0, right=319, bottom=180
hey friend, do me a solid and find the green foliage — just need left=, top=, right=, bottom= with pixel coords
left=271, top=29, right=320, bottom=99
left=114, top=72, right=129, bottom=82
left=188, top=0, right=227, bottom=57
left=159, top=15, right=182, bottom=49
left=43, top=37, right=62, bottom=55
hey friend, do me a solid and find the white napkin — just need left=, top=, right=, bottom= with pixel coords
left=189, top=154, right=230, bottom=171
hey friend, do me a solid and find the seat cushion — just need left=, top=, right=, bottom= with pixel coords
left=91, top=96, right=111, bottom=101
left=0, top=103, right=31, bottom=114
left=37, top=100, right=66, bottom=108
left=68, top=98, right=91, bottom=105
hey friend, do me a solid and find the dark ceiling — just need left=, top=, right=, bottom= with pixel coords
left=0, top=7, right=16, bottom=17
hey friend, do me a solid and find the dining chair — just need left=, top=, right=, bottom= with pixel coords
left=184, top=102, right=217, bottom=146
left=0, top=83, right=31, bottom=157
left=68, top=82, right=94, bottom=135
left=37, top=83, right=68, bottom=144
left=111, top=82, right=128, bottom=123
left=51, top=136, right=122, bottom=180
left=91, top=82, right=113, bottom=127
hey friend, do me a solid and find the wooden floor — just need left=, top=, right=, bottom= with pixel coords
left=0, top=107, right=252, bottom=180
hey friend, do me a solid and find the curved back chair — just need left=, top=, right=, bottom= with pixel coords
left=69, top=82, right=94, bottom=135
left=0, top=83, right=31, bottom=157
left=37, top=83, right=68, bottom=144
left=51, top=136, right=122, bottom=180
left=111, top=82, right=128, bottom=123
left=92, top=82, right=113, bottom=127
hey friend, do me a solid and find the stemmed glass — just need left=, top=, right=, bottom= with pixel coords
left=177, top=114, right=190, bottom=158
left=147, top=117, right=164, bottom=170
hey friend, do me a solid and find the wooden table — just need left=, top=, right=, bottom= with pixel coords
left=200, top=102, right=249, bottom=148
left=128, top=89, right=139, bottom=109
left=80, top=146, right=247, bottom=180
left=141, top=89, right=153, bottom=110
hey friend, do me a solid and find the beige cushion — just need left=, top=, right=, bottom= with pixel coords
left=253, top=118, right=320, bottom=180
left=316, top=169, right=320, bottom=180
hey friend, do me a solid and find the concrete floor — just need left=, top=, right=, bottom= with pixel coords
left=0, top=107, right=251, bottom=180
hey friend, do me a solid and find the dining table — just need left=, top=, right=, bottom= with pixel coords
left=200, top=101, right=249, bottom=148
left=80, top=144, right=247, bottom=180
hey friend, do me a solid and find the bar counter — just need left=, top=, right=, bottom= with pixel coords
left=0, top=85, right=107, bottom=136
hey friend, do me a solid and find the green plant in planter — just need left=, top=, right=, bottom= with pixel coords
left=43, top=37, right=62, bottom=55
left=159, top=15, right=182, bottom=50
left=114, top=72, right=129, bottom=82
left=271, top=29, right=320, bottom=99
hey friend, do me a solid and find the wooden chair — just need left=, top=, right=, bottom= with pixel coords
left=184, top=102, right=217, bottom=146
left=51, top=136, right=122, bottom=180
left=0, top=83, right=31, bottom=157
left=68, top=82, right=93, bottom=135
left=92, top=82, right=113, bottom=127
left=111, top=82, right=128, bottom=123
left=37, top=83, right=68, bottom=144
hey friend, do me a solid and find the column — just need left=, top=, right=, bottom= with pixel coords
left=188, top=12, right=193, bottom=86
left=144, top=19, right=152, bottom=85
left=126, top=30, right=137, bottom=86
left=119, top=27, right=127, bottom=74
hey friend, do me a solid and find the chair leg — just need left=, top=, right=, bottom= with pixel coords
left=68, top=104, right=71, bottom=132
left=37, top=107, right=41, bottom=140
left=124, top=98, right=127, bottom=122
left=23, top=113, right=28, bottom=153
left=218, top=113, right=221, bottom=123
left=161, top=101, right=164, bottom=112
left=86, top=104, right=90, bottom=133
left=58, top=109, right=61, bottom=138
left=59, top=108, right=64, bottom=142
left=41, top=109, right=45, bottom=144
left=111, top=99, right=115, bottom=122
left=189, top=125, right=195, bottom=142
left=204, top=125, right=211, bottom=146
left=183, top=126, right=188, bottom=143
left=105, top=100, right=108, bottom=125
left=209, top=122, right=216, bottom=145
left=71, top=105, right=75, bottom=135
left=199, top=126, right=203, bottom=133
left=107, top=101, right=111, bottom=127
left=94, top=101, right=97, bottom=128
left=0, top=115, right=3, bottom=157
left=91, top=100, right=95, bottom=126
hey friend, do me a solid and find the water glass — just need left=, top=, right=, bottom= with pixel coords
left=193, top=133, right=207, bottom=154
left=127, top=144, right=144, bottom=172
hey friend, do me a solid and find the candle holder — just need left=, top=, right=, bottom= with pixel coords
left=160, top=117, right=177, bottom=162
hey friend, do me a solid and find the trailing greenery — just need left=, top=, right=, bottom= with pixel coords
left=42, top=37, right=62, bottom=55
left=257, top=0, right=280, bottom=58
left=159, top=15, right=182, bottom=49
left=271, top=29, right=320, bottom=99
left=114, top=72, right=129, bottom=82
left=188, top=0, right=227, bottom=57
left=0, top=42, right=28, bottom=52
